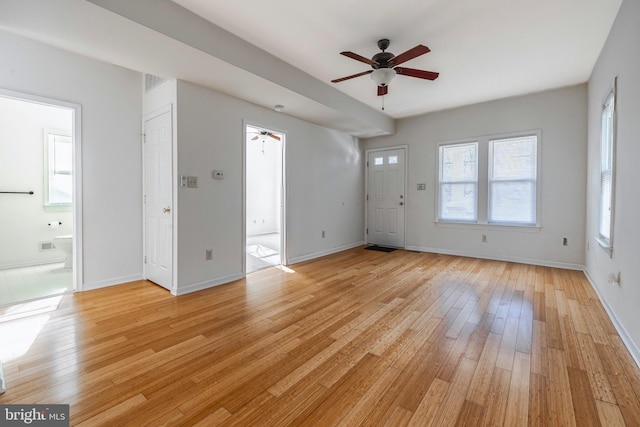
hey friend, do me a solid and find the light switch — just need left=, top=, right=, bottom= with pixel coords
left=417, top=183, right=426, bottom=191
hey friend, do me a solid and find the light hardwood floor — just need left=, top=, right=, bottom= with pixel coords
left=1, top=247, right=639, bottom=426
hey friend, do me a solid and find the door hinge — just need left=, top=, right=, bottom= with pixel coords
left=142, top=133, right=146, bottom=143
left=366, top=194, right=369, bottom=201
left=143, top=194, right=146, bottom=204
left=366, top=228, right=368, bottom=235
left=367, top=161, right=369, bottom=167
left=144, top=256, right=147, bottom=264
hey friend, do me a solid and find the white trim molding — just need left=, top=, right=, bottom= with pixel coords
left=405, top=245, right=585, bottom=271
left=288, top=241, right=365, bottom=265
left=584, top=270, right=640, bottom=368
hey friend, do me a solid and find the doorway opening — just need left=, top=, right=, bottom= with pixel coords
left=0, top=91, right=81, bottom=308
left=245, top=124, right=285, bottom=274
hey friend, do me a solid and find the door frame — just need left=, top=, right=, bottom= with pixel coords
left=0, top=88, right=83, bottom=291
left=364, top=145, right=408, bottom=248
left=142, top=104, right=176, bottom=292
left=242, top=120, right=287, bottom=274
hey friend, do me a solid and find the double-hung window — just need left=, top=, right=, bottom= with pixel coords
left=438, top=142, right=478, bottom=222
left=437, top=131, right=540, bottom=227
left=45, top=131, right=73, bottom=207
left=488, top=135, right=538, bottom=225
left=598, top=80, right=616, bottom=252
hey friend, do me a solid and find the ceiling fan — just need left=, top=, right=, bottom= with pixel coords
left=331, top=39, right=439, bottom=97
left=249, top=130, right=281, bottom=142
left=248, top=130, right=281, bottom=154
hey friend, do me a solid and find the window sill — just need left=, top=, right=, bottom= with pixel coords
left=594, top=236, right=613, bottom=258
left=45, top=204, right=72, bottom=212
left=434, top=221, right=541, bottom=232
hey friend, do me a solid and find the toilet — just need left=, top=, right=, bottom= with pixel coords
left=54, top=235, right=73, bottom=269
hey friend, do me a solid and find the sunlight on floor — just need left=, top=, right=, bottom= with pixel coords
left=277, top=265, right=296, bottom=273
left=0, top=295, right=62, bottom=362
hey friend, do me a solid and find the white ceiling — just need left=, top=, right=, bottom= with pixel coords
left=172, top=0, right=621, bottom=118
left=0, top=0, right=622, bottom=137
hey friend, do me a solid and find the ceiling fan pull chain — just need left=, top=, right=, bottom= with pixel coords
left=382, top=95, right=385, bottom=111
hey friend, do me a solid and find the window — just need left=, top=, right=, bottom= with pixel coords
left=45, top=131, right=72, bottom=206
left=489, top=135, right=538, bottom=225
left=438, top=142, right=478, bottom=222
left=598, top=80, right=616, bottom=251
left=437, top=130, right=541, bottom=227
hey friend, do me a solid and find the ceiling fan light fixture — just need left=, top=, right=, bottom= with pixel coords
left=370, top=68, right=396, bottom=87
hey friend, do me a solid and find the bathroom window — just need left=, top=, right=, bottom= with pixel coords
left=45, top=130, right=72, bottom=207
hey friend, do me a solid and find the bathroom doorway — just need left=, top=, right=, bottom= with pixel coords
left=0, top=91, right=80, bottom=308
left=245, top=124, right=285, bottom=274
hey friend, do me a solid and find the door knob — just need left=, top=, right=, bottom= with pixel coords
left=163, top=207, right=171, bottom=213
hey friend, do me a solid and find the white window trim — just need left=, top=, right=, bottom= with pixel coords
left=596, top=77, right=617, bottom=257
left=435, top=129, right=542, bottom=229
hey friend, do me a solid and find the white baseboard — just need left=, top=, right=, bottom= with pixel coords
left=583, top=270, right=640, bottom=368
left=288, top=241, right=365, bottom=265
left=81, top=274, right=144, bottom=292
left=0, top=258, right=66, bottom=271
left=405, top=245, right=585, bottom=271
left=175, top=273, right=244, bottom=296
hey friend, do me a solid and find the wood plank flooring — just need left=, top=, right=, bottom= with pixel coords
left=1, top=247, right=640, bottom=425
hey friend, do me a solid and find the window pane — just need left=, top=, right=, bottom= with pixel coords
left=388, top=155, right=398, bottom=164
left=50, top=174, right=73, bottom=204
left=440, top=183, right=477, bottom=221
left=491, top=137, right=537, bottom=179
left=374, top=157, right=383, bottom=166
left=441, top=143, right=477, bottom=182
left=53, top=136, right=72, bottom=172
left=599, top=90, right=615, bottom=244
left=490, top=181, right=535, bottom=224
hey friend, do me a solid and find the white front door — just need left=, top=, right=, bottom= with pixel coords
left=144, top=109, right=173, bottom=290
left=367, top=148, right=406, bottom=248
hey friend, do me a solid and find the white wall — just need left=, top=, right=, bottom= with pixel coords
left=364, top=85, right=588, bottom=269
left=0, top=30, right=143, bottom=289
left=0, top=97, right=73, bottom=268
left=586, top=0, right=640, bottom=362
left=175, top=80, right=364, bottom=293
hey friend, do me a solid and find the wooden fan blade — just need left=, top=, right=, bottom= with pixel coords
left=268, top=133, right=281, bottom=141
left=389, top=45, right=430, bottom=66
left=340, top=51, right=379, bottom=66
left=394, top=67, right=439, bottom=80
left=331, top=70, right=373, bottom=83
left=251, top=135, right=259, bottom=140
left=377, top=85, right=388, bottom=96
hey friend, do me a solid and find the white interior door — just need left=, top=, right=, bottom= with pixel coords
left=144, top=109, right=173, bottom=289
left=367, top=148, right=406, bottom=248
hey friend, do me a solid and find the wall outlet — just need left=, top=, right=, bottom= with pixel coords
left=205, top=249, right=212, bottom=260
left=481, top=234, right=487, bottom=243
